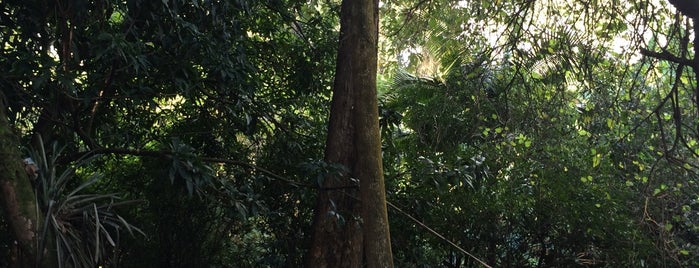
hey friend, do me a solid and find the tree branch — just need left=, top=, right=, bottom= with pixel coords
left=639, top=47, right=694, bottom=67
left=65, top=148, right=350, bottom=189
left=68, top=148, right=299, bottom=183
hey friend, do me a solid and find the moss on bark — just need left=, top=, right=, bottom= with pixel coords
left=0, top=101, right=40, bottom=267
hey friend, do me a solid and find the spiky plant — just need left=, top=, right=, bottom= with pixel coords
left=30, top=140, right=143, bottom=267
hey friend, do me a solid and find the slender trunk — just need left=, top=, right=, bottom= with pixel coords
left=307, top=0, right=393, bottom=267
left=693, top=18, right=699, bottom=137
left=0, top=101, right=41, bottom=267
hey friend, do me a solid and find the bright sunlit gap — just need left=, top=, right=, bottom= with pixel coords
left=389, top=0, right=684, bottom=78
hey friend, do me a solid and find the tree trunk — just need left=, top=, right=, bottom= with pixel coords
left=0, top=101, right=41, bottom=267
left=307, top=0, right=393, bottom=267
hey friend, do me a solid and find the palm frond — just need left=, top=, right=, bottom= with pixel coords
left=29, top=138, right=145, bottom=267
left=530, top=25, right=588, bottom=78
left=392, top=69, right=445, bottom=91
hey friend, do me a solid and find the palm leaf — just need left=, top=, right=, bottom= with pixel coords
left=29, top=139, right=145, bottom=267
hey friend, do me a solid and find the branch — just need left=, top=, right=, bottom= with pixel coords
left=614, top=63, right=684, bottom=150
left=67, top=148, right=309, bottom=187
left=667, top=0, right=699, bottom=19
left=639, top=48, right=694, bottom=67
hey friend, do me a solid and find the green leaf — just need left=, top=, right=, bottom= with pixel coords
left=578, top=129, right=591, bottom=137
left=580, top=176, right=593, bottom=183
left=592, top=154, right=601, bottom=168
left=531, top=71, right=542, bottom=79
left=664, top=223, right=673, bottom=232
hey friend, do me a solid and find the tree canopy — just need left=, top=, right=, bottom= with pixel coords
left=1, top=0, right=698, bottom=267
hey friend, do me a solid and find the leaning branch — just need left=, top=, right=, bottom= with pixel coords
left=386, top=201, right=493, bottom=268
left=69, top=148, right=309, bottom=187
left=639, top=48, right=694, bottom=67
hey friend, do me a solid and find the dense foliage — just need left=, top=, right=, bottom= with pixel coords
left=1, top=0, right=698, bottom=267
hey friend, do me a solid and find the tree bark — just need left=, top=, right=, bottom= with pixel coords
left=307, top=0, right=393, bottom=267
left=0, top=101, right=41, bottom=267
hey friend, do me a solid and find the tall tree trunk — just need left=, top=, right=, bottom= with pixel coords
left=307, top=0, right=393, bottom=267
left=0, top=101, right=41, bottom=267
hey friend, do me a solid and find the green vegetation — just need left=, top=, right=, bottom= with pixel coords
left=1, top=0, right=698, bottom=267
